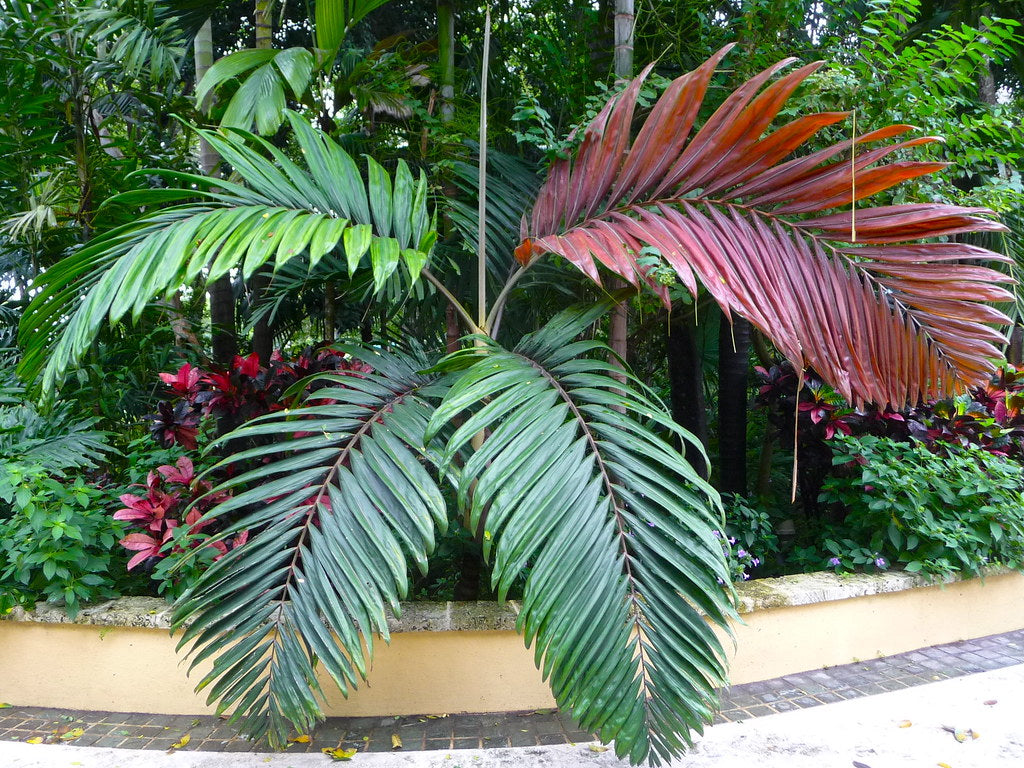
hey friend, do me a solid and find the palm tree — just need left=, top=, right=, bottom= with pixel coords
left=17, top=48, right=1012, bottom=765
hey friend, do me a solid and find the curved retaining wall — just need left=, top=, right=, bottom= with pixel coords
left=1, top=569, right=1021, bottom=716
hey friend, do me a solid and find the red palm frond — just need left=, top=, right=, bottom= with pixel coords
left=515, top=45, right=1012, bottom=408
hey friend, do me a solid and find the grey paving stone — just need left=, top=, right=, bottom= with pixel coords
left=509, top=731, right=538, bottom=746
left=565, top=730, right=592, bottom=743
left=745, top=705, right=775, bottom=718
left=92, top=735, right=127, bottom=748
left=770, top=701, right=798, bottom=713
left=814, top=691, right=844, bottom=705
left=538, top=733, right=567, bottom=746
left=856, top=683, right=886, bottom=695
left=791, top=697, right=821, bottom=709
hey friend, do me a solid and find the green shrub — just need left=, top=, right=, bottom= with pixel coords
left=0, top=462, right=127, bottom=617
left=820, top=435, right=1024, bottom=577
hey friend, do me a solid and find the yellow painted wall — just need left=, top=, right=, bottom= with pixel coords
left=1, top=571, right=1021, bottom=716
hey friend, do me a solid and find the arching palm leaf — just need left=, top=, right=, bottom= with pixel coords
left=173, top=345, right=450, bottom=746
left=18, top=112, right=436, bottom=392
left=195, top=0, right=394, bottom=135
left=515, top=45, right=1013, bottom=408
left=79, top=0, right=188, bottom=82
left=426, top=305, right=733, bottom=765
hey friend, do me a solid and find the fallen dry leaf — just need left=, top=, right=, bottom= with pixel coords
left=170, top=734, right=191, bottom=749
left=391, top=734, right=402, bottom=750
left=0, top=703, right=11, bottom=708
left=25, top=737, right=43, bottom=744
left=59, top=727, right=84, bottom=741
left=937, top=763, right=953, bottom=768
left=321, top=746, right=358, bottom=761
left=898, top=720, right=913, bottom=728
left=589, top=745, right=609, bottom=753
left=289, top=734, right=311, bottom=744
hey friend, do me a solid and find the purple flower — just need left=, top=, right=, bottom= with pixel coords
left=736, top=549, right=747, bottom=558
left=751, top=558, right=760, bottom=567
left=728, top=537, right=737, bottom=545
left=875, top=557, right=887, bottom=569
left=712, top=530, right=722, bottom=539
left=828, top=557, right=841, bottom=567
left=741, top=572, right=750, bottom=580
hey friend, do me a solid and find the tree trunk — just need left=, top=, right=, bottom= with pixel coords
left=667, top=305, right=709, bottom=479
left=607, top=0, right=633, bottom=393
left=249, top=0, right=275, bottom=365
left=195, top=18, right=238, bottom=365
left=323, top=282, right=337, bottom=343
left=717, top=312, right=751, bottom=496
left=437, top=0, right=455, bottom=123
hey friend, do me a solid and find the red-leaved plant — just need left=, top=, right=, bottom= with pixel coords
left=756, top=361, right=1024, bottom=517
left=118, top=347, right=374, bottom=588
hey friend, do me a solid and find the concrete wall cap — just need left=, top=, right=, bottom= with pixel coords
left=1, top=567, right=1011, bottom=628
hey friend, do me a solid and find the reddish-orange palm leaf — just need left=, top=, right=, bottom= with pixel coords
left=514, top=45, right=1012, bottom=408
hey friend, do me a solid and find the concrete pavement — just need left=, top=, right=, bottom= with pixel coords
left=3, top=663, right=1022, bottom=768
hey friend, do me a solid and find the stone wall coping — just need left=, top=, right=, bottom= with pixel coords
left=2, top=567, right=1011, bottom=631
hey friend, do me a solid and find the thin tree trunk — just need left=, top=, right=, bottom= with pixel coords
left=667, top=306, right=709, bottom=479
left=195, top=18, right=238, bottom=365
left=323, top=282, right=336, bottom=343
left=250, top=0, right=275, bottom=365
left=607, top=0, right=633, bottom=393
left=717, top=312, right=751, bottom=496
left=437, top=0, right=455, bottom=123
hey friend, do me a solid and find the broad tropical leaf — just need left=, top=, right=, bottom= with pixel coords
left=426, top=306, right=734, bottom=765
left=195, top=0, right=393, bottom=135
left=515, top=46, right=1013, bottom=408
left=18, top=112, right=436, bottom=392
left=172, top=345, right=450, bottom=745
left=315, top=0, right=393, bottom=57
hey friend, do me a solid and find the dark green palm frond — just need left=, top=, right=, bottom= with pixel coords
left=444, top=143, right=540, bottom=283
left=0, top=399, right=112, bottom=473
left=426, top=306, right=735, bottom=766
left=172, top=345, right=451, bottom=746
left=78, top=0, right=188, bottom=82
left=18, top=112, right=436, bottom=393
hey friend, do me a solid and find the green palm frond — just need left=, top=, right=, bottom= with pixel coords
left=426, top=306, right=735, bottom=765
left=444, top=143, right=540, bottom=284
left=0, top=399, right=112, bottom=473
left=172, top=345, right=451, bottom=745
left=194, top=0, right=395, bottom=135
left=18, top=112, right=436, bottom=393
left=79, top=0, right=188, bottom=82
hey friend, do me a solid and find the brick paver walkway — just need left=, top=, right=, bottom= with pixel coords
left=2, top=629, right=1022, bottom=754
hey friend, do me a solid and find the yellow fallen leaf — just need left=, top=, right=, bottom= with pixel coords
left=289, top=734, right=311, bottom=743
left=25, top=737, right=43, bottom=744
left=898, top=720, right=913, bottom=728
left=937, top=763, right=953, bottom=768
left=589, top=745, right=609, bottom=753
left=0, top=703, right=11, bottom=708
left=170, top=734, right=191, bottom=749
left=59, top=728, right=85, bottom=741
left=321, top=746, right=358, bottom=761
left=391, top=734, right=402, bottom=750
left=971, top=730, right=980, bottom=740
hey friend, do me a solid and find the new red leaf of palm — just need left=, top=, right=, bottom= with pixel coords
left=515, top=45, right=1012, bottom=408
